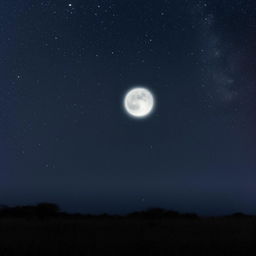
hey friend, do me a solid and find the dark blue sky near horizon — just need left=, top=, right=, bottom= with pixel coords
left=1, top=0, right=256, bottom=215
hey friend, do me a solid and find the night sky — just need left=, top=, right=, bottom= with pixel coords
left=1, top=0, right=256, bottom=215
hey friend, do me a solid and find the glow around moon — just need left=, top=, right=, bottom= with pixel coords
left=123, top=87, right=155, bottom=118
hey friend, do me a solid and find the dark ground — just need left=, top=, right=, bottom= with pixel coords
left=0, top=215, right=255, bottom=256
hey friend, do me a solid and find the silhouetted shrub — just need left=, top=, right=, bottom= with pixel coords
left=229, top=212, right=251, bottom=218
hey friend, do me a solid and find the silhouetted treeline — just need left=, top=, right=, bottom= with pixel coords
left=127, top=207, right=199, bottom=219
left=0, top=203, right=59, bottom=219
left=0, top=204, right=198, bottom=219
left=0, top=203, right=254, bottom=220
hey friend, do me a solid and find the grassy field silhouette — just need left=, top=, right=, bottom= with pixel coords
left=0, top=204, right=255, bottom=255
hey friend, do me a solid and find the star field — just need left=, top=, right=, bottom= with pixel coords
left=0, top=0, right=256, bottom=215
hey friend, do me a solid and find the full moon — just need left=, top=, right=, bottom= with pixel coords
left=123, top=87, right=155, bottom=118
